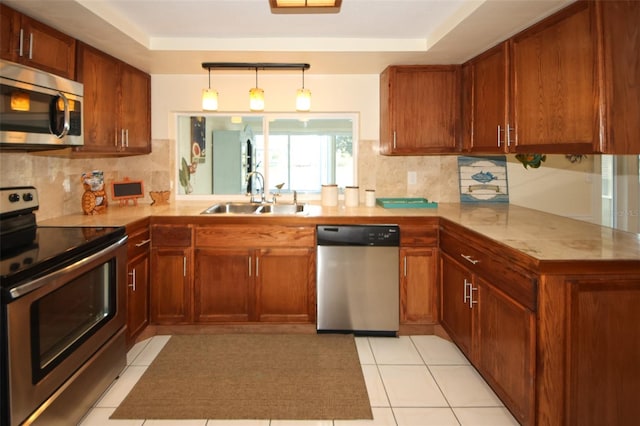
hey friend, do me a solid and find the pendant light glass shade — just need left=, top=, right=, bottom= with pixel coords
left=202, top=88, right=218, bottom=111
left=249, top=68, right=264, bottom=111
left=202, top=67, right=218, bottom=111
left=296, top=67, right=311, bottom=111
left=249, top=88, right=265, bottom=111
left=296, top=88, right=311, bottom=111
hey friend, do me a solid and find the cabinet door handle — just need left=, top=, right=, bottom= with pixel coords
left=497, top=125, right=502, bottom=148
left=135, top=238, right=151, bottom=247
left=19, top=29, right=24, bottom=57
left=125, top=129, right=129, bottom=147
left=248, top=256, right=252, bottom=277
left=128, top=269, right=137, bottom=291
left=121, top=128, right=125, bottom=148
left=506, top=124, right=512, bottom=147
left=183, top=256, right=187, bottom=277
left=463, top=278, right=470, bottom=304
left=255, top=257, right=259, bottom=277
left=28, top=33, right=33, bottom=59
left=393, top=131, right=397, bottom=149
left=403, top=256, right=407, bottom=277
left=460, top=254, right=479, bottom=265
left=469, top=284, right=478, bottom=309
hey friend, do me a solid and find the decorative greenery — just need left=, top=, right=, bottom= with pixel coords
left=515, top=153, right=547, bottom=169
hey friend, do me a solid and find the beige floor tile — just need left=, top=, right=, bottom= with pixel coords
left=270, top=421, right=333, bottom=426
left=410, top=335, right=469, bottom=365
left=452, top=407, right=519, bottom=425
left=125, top=338, right=151, bottom=365
left=393, top=407, right=460, bottom=426
left=78, top=407, right=144, bottom=425
left=429, top=366, right=503, bottom=407
left=355, top=337, right=376, bottom=364
left=378, top=365, right=448, bottom=407
left=205, top=421, right=270, bottom=426
left=95, top=365, right=147, bottom=408
left=334, top=407, right=397, bottom=426
left=130, top=334, right=170, bottom=366
left=144, top=420, right=207, bottom=425
left=368, top=336, right=423, bottom=365
left=361, top=364, right=391, bottom=407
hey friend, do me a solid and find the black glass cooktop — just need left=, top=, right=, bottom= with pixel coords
left=0, top=226, right=126, bottom=289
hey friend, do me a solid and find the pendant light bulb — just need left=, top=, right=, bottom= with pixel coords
left=296, top=68, right=311, bottom=111
left=202, top=68, right=218, bottom=111
left=249, top=68, right=264, bottom=111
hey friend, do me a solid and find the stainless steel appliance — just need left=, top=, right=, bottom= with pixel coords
left=316, top=224, right=400, bottom=336
left=0, top=187, right=127, bottom=426
left=0, top=60, right=83, bottom=150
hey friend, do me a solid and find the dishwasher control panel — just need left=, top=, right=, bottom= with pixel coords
left=317, top=225, right=400, bottom=246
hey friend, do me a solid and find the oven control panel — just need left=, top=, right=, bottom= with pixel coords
left=0, top=186, right=38, bottom=215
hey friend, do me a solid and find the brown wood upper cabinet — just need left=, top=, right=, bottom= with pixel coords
left=0, top=4, right=76, bottom=79
left=462, top=42, right=509, bottom=154
left=75, top=42, right=151, bottom=155
left=463, top=0, right=640, bottom=154
left=380, top=65, right=461, bottom=155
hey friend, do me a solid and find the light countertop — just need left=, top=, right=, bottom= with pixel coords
left=38, top=201, right=640, bottom=263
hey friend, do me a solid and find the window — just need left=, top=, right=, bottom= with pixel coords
left=175, top=113, right=357, bottom=198
left=601, top=155, right=640, bottom=233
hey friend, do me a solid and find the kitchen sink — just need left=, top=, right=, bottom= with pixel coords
left=201, top=202, right=305, bottom=215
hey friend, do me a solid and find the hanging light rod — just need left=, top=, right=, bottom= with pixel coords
left=202, top=62, right=310, bottom=71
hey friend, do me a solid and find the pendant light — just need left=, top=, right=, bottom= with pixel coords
left=201, top=62, right=310, bottom=112
left=249, top=67, right=265, bottom=111
left=296, top=67, right=311, bottom=111
left=202, top=67, right=218, bottom=111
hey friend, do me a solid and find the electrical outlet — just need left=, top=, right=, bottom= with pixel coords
left=408, top=171, right=417, bottom=185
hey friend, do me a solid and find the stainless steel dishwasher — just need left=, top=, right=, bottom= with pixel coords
left=316, top=224, right=400, bottom=336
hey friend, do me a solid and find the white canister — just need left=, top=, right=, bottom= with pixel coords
left=321, top=184, right=338, bottom=206
left=345, top=186, right=359, bottom=207
left=365, top=189, right=376, bottom=207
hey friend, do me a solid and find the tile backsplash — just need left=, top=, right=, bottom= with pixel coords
left=0, top=139, right=600, bottom=227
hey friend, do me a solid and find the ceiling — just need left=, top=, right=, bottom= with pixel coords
left=4, top=0, right=575, bottom=75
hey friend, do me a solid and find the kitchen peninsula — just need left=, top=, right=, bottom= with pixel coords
left=40, top=201, right=640, bottom=426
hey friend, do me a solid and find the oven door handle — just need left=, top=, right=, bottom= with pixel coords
left=9, top=235, right=128, bottom=300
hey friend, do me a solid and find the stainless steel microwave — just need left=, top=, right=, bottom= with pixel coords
left=0, top=59, right=83, bottom=150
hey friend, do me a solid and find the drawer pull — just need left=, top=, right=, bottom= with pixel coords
left=461, top=254, right=479, bottom=265
left=135, top=238, right=151, bottom=247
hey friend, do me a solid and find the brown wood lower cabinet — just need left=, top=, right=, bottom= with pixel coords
left=440, top=225, right=536, bottom=425
left=194, top=248, right=252, bottom=322
left=150, top=247, right=191, bottom=324
left=150, top=224, right=193, bottom=324
left=475, top=276, right=535, bottom=425
left=125, top=220, right=150, bottom=346
left=192, top=224, right=315, bottom=324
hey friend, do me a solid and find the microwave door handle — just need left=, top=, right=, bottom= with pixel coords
left=50, top=93, right=71, bottom=138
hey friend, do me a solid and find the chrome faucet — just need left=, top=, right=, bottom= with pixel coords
left=246, top=171, right=265, bottom=203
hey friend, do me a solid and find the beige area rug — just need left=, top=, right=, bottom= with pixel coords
left=110, top=334, right=373, bottom=420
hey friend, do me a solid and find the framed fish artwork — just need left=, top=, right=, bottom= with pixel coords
left=457, top=156, right=509, bottom=203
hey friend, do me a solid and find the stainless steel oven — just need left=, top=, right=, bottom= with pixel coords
left=1, top=187, right=127, bottom=426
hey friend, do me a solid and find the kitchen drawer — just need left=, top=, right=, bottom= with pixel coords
left=400, top=223, right=438, bottom=247
left=440, top=227, right=537, bottom=311
left=195, top=225, right=314, bottom=248
left=127, top=226, right=150, bottom=258
left=151, top=225, right=192, bottom=247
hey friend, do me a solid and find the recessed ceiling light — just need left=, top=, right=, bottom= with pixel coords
left=269, top=0, right=342, bottom=14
